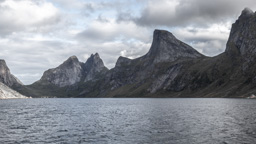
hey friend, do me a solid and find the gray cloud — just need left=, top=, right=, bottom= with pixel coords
left=119, top=0, right=256, bottom=27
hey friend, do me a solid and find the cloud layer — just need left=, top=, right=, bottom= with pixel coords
left=0, top=0, right=255, bottom=84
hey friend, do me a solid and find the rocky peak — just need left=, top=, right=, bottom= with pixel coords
left=115, top=56, right=131, bottom=67
left=0, top=60, right=8, bottom=74
left=240, top=7, right=254, bottom=19
left=38, top=53, right=108, bottom=87
left=225, top=8, right=256, bottom=56
left=84, top=53, right=106, bottom=71
left=144, top=29, right=203, bottom=63
left=40, top=56, right=83, bottom=87
left=62, top=55, right=80, bottom=67
left=0, top=59, right=23, bottom=87
left=83, top=53, right=108, bottom=82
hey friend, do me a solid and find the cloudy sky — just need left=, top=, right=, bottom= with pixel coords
left=0, top=0, right=255, bottom=84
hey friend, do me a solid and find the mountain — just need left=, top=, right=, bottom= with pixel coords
left=14, top=8, right=256, bottom=98
left=16, top=53, right=108, bottom=97
left=83, top=53, right=109, bottom=82
left=39, top=56, right=83, bottom=87
left=0, top=82, right=27, bottom=99
left=37, top=53, right=108, bottom=87
left=225, top=8, right=256, bottom=57
left=77, top=8, right=256, bottom=98
left=87, top=29, right=204, bottom=97
left=143, top=29, right=203, bottom=64
left=0, top=59, right=23, bottom=87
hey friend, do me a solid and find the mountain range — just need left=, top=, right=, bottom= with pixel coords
left=1, top=8, right=256, bottom=98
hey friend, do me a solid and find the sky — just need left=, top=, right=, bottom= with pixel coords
left=0, top=0, right=255, bottom=85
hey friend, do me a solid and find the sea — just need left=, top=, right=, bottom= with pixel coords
left=0, top=98, right=256, bottom=144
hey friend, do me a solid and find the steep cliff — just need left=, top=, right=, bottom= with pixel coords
left=83, top=53, right=108, bottom=82
left=143, top=29, right=203, bottom=63
left=39, top=56, right=83, bottom=87
left=0, top=60, right=23, bottom=87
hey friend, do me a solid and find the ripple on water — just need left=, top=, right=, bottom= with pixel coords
left=0, top=98, right=256, bottom=143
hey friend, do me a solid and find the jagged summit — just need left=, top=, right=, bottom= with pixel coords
left=225, top=8, right=256, bottom=56
left=40, top=56, right=83, bottom=87
left=84, top=53, right=108, bottom=82
left=69, top=55, right=79, bottom=61
left=94, top=53, right=99, bottom=57
left=38, top=53, right=108, bottom=87
left=0, top=59, right=7, bottom=68
left=84, top=53, right=106, bottom=71
left=240, top=7, right=254, bottom=18
left=115, top=56, right=131, bottom=67
left=0, top=59, right=5, bottom=63
left=144, top=29, right=203, bottom=63
left=62, top=55, right=80, bottom=66
left=153, top=29, right=176, bottom=41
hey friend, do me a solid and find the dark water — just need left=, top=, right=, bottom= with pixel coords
left=0, top=98, right=256, bottom=144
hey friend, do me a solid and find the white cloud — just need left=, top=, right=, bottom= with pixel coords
left=0, top=0, right=60, bottom=36
left=173, top=23, right=231, bottom=56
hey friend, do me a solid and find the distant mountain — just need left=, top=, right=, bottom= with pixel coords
left=16, top=53, right=108, bottom=97
left=37, top=53, right=108, bottom=87
left=14, top=8, right=256, bottom=98
left=39, top=56, right=84, bottom=87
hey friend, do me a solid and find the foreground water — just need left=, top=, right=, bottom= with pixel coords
left=0, top=98, right=256, bottom=144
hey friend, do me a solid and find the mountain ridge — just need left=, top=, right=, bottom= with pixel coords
left=143, top=29, right=204, bottom=64
left=11, top=8, right=256, bottom=98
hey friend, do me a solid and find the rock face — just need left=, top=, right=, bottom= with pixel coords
left=226, top=8, right=256, bottom=57
left=143, top=30, right=203, bottom=63
left=14, top=8, right=256, bottom=98
left=83, top=53, right=108, bottom=82
left=0, top=59, right=23, bottom=87
left=39, top=56, right=83, bottom=87
left=115, top=56, right=131, bottom=67
left=0, top=82, right=27, bottom=99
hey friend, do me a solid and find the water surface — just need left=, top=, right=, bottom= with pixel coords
left=0, top=98, right=256, bottom=143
